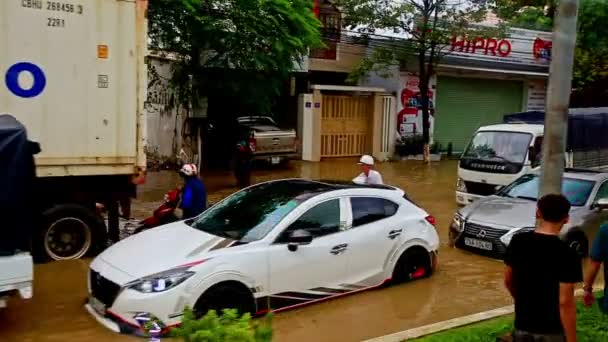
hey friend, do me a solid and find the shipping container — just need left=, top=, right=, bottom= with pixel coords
left=0, top=0, right=148, bottom=261
left=1, top=0, right=147, bottom=177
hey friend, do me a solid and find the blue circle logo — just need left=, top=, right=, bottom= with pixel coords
left=5, top=62, right=46, bottom=98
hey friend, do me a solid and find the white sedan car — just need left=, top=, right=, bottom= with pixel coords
left=86, top=179, right=439, bottom=334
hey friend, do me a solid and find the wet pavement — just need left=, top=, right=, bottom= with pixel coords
left=1, top=159, right=519, bottom=341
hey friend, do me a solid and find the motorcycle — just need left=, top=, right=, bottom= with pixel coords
left=132, top=188, right=181, bottom=234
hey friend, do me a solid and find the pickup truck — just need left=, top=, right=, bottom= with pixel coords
left=237, top=116, right=298, bottom=165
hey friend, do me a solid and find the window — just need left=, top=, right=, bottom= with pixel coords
left=351, top=198, right=399, bottom=227
left=498, top=174, right=595, bottom=207
left=463, top=131, right=533, bottom=164
left=190, top=180, right=333, bottom=242
left=595, top=182, right=608, bottom=202
left=277, top=199, right=341, bottom=243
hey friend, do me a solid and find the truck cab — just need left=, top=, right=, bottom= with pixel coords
left=456, top=124, right=546, bottom=205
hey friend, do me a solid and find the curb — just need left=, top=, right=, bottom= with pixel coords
left=363, top=288, right=594, bottom=342
left=362, top=305, right=514, bottom=342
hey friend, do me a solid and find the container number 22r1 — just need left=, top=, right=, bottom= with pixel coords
left=48, top=18, right=65, bottom=28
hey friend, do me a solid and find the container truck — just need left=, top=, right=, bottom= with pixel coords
left=456, top=108, right=608, bottom=205
left=0, top=0, right=148, bottom=266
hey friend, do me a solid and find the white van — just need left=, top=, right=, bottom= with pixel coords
left=456, top=124, right=549, bottom=205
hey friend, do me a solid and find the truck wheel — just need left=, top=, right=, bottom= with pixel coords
left=35, top=204, right=106, bottom=262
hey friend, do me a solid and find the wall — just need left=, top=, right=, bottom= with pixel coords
left=145, top=57, right=187, bottom=166
left=309, top=42, right=366, bottom=73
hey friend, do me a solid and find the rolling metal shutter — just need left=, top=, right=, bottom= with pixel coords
left=435, top=76, right=523, bottom=152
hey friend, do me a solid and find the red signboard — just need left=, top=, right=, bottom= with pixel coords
left=450, top=36, right=512, bottom=57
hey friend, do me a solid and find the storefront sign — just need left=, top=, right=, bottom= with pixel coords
left=451, top=37, right=512, bottom=57
left=447, top=28, right=552, bottom=67
left=526, top=80, right=546, bottom=111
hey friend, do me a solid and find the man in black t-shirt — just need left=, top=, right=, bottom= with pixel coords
left=504, top=194, right=583, bottom=342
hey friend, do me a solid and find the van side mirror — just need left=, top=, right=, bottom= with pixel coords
left=528, top=146, right=538, bottom=166
left=593, top=198, right=608, bottom=211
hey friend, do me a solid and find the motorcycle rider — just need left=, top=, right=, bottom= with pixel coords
left=179, top=164, right=207, bottom=219
left=234, top=129, right=253, bottom=188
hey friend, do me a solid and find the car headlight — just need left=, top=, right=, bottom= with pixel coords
left=500, top=227, right=535, bottom=246
left=127, top=267, right=195, bottom=293
left=456, top=178, right=467, bottom=192
left=451, top=213, right=465, bottom=232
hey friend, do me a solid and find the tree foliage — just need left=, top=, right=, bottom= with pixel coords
left=148, top=0, right=322, bottom=115
left=337, top=0, right=505, bottom=148
left=496, top=0, right=608, bottom=106
left=493, top=0, right=555, bottom=28
left=572, top=0, right=608, bottom=104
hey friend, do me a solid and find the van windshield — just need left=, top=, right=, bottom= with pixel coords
left=463, top=131, right=532, bottom=164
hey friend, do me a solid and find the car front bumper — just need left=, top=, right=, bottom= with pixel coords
left=449, top=224, right=509, bottom=259
left=87, top=261, right=191, bottom=334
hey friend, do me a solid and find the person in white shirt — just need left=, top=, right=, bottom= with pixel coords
left=353, top=155, right=384, bottom=185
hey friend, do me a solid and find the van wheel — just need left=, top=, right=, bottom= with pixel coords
left=392, top=247, right=431, bottom=284
left=566, top=231, right=589, bottom=258
left=194, top=282, right=254, bottom=318
left=34, top=204, right=106, bottom=262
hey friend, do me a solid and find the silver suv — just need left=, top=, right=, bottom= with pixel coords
left=449, top=169, right=608, bottom=258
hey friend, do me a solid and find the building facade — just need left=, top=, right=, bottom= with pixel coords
left=365, top=27, right=553, bottom=153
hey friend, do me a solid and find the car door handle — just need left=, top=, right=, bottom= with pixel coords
left=330, top=244, right=348, bottom=255
left=388, top=229, right=403, bottom=240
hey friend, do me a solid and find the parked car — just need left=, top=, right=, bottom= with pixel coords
left=237, top=116, right=297, bottom=165
left=85, top=179, right=439, bottom=334
left=450, top=169, right=608, bottom=258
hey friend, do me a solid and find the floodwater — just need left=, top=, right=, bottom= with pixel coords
left=1, top=159, right=515, bottom=342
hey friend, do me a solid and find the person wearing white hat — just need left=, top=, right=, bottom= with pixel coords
left=353, top=155, right=384, bottom=185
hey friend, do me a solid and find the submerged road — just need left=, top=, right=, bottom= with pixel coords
left=1, top=159, right=515, bottom=342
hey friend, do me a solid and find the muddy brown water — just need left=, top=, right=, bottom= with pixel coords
left=1, top=159, right=515, bottom=341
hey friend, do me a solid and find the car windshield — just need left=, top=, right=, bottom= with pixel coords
left=189, top=180, right=332, bottom=242
left=463, top=131, right=532, bottom=164
left=499, top=174, right=595, bottom=206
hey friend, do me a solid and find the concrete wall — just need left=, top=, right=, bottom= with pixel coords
left=309, top=42, right=366, bottom=73
left=362, top=66, right=402, bottom=96
left=145, top=57, right=187, bottom=165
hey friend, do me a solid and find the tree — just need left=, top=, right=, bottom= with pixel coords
left=337, top=0, right=504, bottom=160
left=496, top=0, right=608, bottom=106
left=148, top=0, right=322, bottom=117
left=571, top=0, right=608, bottom=106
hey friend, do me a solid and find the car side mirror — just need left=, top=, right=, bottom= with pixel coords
left=287, top=229, right=313, bottom=252
left=528, top=146, right=541, bottom=167
left=593, top=198, right=608, bottom=211
left=495, top=185, right=504, bottom=192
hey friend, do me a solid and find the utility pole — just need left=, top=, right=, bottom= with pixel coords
left=539, top=0, right=579, bottom=197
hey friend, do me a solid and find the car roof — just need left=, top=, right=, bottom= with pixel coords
left=528, top=169, right=608, bottom=182
left=255, top=179, right=402, bottom=198
left=477, top=124, right=544, bottom=135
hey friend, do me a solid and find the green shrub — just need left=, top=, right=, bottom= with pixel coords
left=171, top=308, right=272, bottom=342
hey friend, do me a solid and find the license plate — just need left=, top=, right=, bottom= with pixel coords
left=271, top=157, right=280, bottom=165
left=90, top=296, right=106, bottom=315
left=464, top=237, right=493, bottom=251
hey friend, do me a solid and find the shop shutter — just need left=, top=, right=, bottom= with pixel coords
left=435, top=76, right=523, bottom=152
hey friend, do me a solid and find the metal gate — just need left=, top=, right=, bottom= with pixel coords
left=321, top=95, right=372, bottom=157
